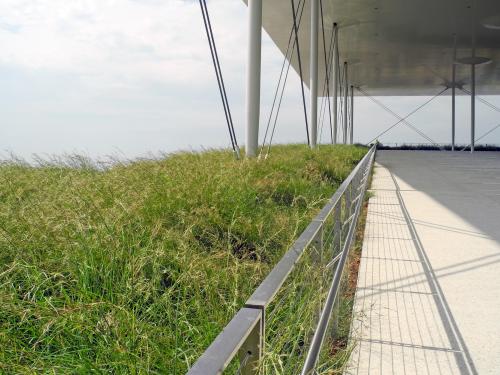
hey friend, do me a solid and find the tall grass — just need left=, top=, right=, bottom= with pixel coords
left=0, top=144, right=366, bottom=373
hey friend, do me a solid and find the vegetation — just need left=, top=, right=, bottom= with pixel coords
left=0, top=144, right=366, bottom=373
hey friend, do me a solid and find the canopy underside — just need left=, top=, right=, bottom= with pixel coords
left=244, top=0, right=500, bottom=95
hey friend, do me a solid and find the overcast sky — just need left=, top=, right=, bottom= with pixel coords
left=1, top=0, right=499, bottom=160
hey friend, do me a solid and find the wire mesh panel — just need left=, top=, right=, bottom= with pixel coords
left=259, top=199, right=342, bottom=373
left=299, top=149, right=374, bottom=375
left=188, top=146, right=376, bottom=375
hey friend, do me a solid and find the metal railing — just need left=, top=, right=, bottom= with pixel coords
left=188, top=145, right=376, bottom=375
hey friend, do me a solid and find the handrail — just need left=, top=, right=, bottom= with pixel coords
left=187, top=307, right=262, bottom=375
left=301, top=149, right=375, bottom=374
left=188, top=145, right=376, bottom=375
left=245, top=146, right=374, bottom=309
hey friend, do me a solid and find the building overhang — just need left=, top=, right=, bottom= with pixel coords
left=243, top=0, right=500, bottom=95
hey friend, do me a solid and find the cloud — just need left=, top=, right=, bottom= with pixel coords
left=0, top=0, right=499, bottom=159
left=0, top=0, right=247, bottom=89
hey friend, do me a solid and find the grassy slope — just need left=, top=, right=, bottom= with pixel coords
left=0, top=145, right=366, bottom=373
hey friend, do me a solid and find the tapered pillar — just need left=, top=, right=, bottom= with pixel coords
left=332, top=25, right=338, bottom=144
left=343, top=62, right=348, bottom=144
left=309, top=0, right=319, bottom=148
left=350, top=85, right=354, bottom=144
left=471, top=64, right=475, bottom=153
left=245, top=0, right=262, bottom=157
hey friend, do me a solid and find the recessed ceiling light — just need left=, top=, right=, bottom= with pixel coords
left=456, top=56, right=492, bottom=65
left=483, top=15, right=500, bottom=30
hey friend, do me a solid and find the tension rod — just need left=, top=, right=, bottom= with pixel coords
left=359, top=87, right=447, bottom=145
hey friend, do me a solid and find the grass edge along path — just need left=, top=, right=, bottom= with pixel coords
left=0, top=145, right=366, bottom=374
left=314, top=181, right=372, bottom=374
left=330, top=158, right=373, bottom=374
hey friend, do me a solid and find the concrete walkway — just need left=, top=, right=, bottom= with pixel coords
left=346, top=151, right=500, bottom=375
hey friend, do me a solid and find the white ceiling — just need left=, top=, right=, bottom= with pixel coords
left=244, top=0, right=500, bottom=95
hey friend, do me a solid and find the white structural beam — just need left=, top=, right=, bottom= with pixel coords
left=245, top=0, right=262, bottom=157
left=309, top=0, right=319, bottom=148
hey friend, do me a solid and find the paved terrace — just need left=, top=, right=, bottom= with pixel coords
left=346, top=151, right=500, bottom=375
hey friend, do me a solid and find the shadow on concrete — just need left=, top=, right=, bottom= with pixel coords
left=373, top=150, right=500, bottom=374
left=376, top=151, right=500, bottom=245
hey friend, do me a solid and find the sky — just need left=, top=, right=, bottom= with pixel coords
left=1, top=0, right=499, bottom=160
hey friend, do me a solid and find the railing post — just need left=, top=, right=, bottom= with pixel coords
left=312, top=223, right=325, bottom=321
left=333, top=203, right=341, bottom=256
left=331, top=201, right=342, bottom=338
left=238, top=311, right=264, bottom=375
left=331, top=293, right=340, bottom=339
left=312, top=223, right=324, bottom=263
left=331, top=196, right=344, bottom=339
left=345, top=185, right=352, bottom=239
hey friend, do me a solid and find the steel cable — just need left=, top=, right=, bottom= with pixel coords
left=474, top=123, right=500, bottom=143
left=198, top=0, right=240, bottom=158
left=319, top=23, right=337, bottom=144
left=458, top=87, right=500, bottom=150
left=359, top=87, right=440, bottom=145
left=333, top=27, right=340, bottom=144
left=319, top=0, right=333, bottom=143
left=360, top=87, right=448, bottom=145
left=460, top=87, right=500, bottom=113
left=260, top=0, right=307, bottom=159
left=291, top=0, right=310, bottom=146
left=338, top=66, right=344, bottom=142
left=259, top=0, right=305, bottom=157
left=460, top=123, right=500, bottom=150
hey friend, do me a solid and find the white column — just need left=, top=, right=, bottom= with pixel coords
left=350, top=85, right=354, bottom=144
left=343, top=62, right=348, bottom=144
left=452, top=34, right=457, bottom=151
left=470, top=0, right=476, bottom=153
left=309, top=0, right=319, bottom=148
left=245, top=0, right=262, bottom=157
left=471, top=64, right=475, bottom=153
left=332, top=25, right=338, bottom=144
